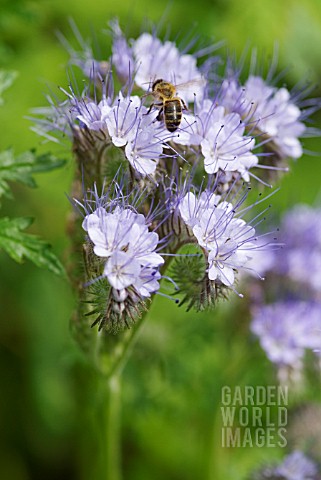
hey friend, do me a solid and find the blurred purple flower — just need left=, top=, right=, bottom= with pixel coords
left=274, top=450, right=319, bottom=480
left=278, top=205, right=321, bottom=293
left=251, top=301, right=321, bottom=376
left=110, top=19, right=134, bottom=82
left=255, top=204, right=321, bottom=295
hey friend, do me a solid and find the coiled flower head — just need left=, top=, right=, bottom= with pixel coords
left=76, top=183, right=166, bottom=332
left=177, top=186, right=261, bottom=291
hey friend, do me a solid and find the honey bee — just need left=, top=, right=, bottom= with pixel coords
left=146, top=77, right=205, bottom=132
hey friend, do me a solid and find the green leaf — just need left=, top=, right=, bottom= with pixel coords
left=0, top=216, right=66, bottom=276
left=0, top=70, right=18, bottom=105
left=0, top=149, right=66, bottom=201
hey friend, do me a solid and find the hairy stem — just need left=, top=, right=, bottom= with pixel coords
left=98, top=309, right=148, bottom=379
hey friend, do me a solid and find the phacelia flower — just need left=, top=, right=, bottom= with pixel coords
left=73, top=179, right=172, bottom=331
left=110, top=21, right=205, bottom=102
left=105, top=93, right=170, bottom=175
left=104, top=93, right=142, bottom=147
left=32, top=21, right=320, bottom=192
left=124, top=119, right=164, bottom=175
left=82, top=205, right=164, bottom=296
left=71, top=97, right=110, bottom=131
left=33, top=85, right=175, bottom=177
left=220, top=75, right=306, bottom=160
left=30, top=18, right=321, bottom=339
left=172, top=101, right=258, bottom=181
left=200, top=111, right=257, bottom=181
left=178, top=189, right=258, bottom=289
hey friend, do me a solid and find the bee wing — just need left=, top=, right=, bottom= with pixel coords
left=174, top=77, right=207, bottom=95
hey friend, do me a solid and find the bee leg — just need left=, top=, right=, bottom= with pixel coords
left=156, top=107, right=164, bottom=121
left=145, top=102, right=163, bottom=115
left=145, top=103, right=155, bottom=115
left=182, top=99, right=188, bottom=110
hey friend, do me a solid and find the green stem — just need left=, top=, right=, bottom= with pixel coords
left=101, top=375, right=122, bottom=480
left=99, top=309, right=148, bottom=380
left=97, top=306, right=149, bottom=480
left=99, top=313, right=147, bottom=479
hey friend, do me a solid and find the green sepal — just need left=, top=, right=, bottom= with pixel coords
left=169, top=245, right=228, bottom=311
left=83, top=277, right=148, bottom=334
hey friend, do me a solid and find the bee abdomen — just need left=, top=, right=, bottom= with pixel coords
left=164, top=99, right=182, bottom=132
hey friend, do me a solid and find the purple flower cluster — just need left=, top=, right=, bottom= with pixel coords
left=51, top=88, right=169, bottom=176
left=31, top=20, right=317, bottom=183
left=178, top=190, right=257, bottom=288
left=83, top=205, right=164, bottom=296
left=74, top=183, right=169, bottom=325
left=30, top=20, right=320, bottom=330
left=78, top=174, right=267, bottom=305
left=175, top=102, right=258, bottom=181
left=219, top=76, right=306, bottom=160
left=111, top=22, right=203, bottom=101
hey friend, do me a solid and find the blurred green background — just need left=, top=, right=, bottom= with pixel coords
left=1, top=0, right=321, bottom=479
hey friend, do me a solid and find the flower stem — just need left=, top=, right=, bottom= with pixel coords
left=97, top=312, right=148, bottom=479
left=98, top=309, right=148, bottom=380
left=102, top=373, right=122, bottom=480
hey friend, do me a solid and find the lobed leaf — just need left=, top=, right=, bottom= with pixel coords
left=0, top=216, right=66, bottom=276
left=0, top=149, right=66, bottom=201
